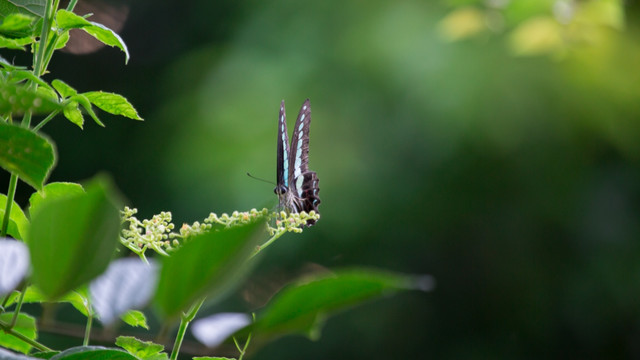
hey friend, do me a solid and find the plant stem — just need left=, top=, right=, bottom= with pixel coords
left=32, top=109, right=60, bottom=132
left=33, top=0, right=58, bottom=78
left=0, top=173, right=19, bottom=237
left=169, top=298, right=205, bottom=360
left=250, top=230, right=285, bottom=259
left=83, top=313, right=92, bottom=346
left=9, top=283, right=27, bottom=328
left=66, top=0, right=78, bottom=11
left=0, top=319, right=53, bottom=352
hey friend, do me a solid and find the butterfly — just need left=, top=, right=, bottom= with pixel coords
left=274, top=99, right=321, bottom=226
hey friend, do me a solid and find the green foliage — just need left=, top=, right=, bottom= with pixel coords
left=27, top=176, right=122, bottom=300
left=0, top=1, right=434, bottom=359
left=0, top=122, right=55, bottom=190
left=49, top=346, right=137, bottom=360
left=0, top=0, right=45, bottom=18
left=0, top=313, right=37, bottom=354
left=0, top=193, right=28, bottom=239
left=120, top=311, right=149, bottom=330
left=154, top=219, right=265, bottom=319
left=250, top=269, right=433, bottom=341
left=55, top=10, right=129, bottom=63
left=28, top=182, right=85, bottom=217
left=115, top=336, right=167, bottom=360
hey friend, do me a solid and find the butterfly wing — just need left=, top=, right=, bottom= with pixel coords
left=288, top=99, right=311, bottom=193
left=275, top=100, right=290, bottom=193
left=288, top=99, right=321, bottom=223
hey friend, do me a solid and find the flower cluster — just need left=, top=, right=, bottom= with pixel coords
left=120, top=207, right=318, bottom=261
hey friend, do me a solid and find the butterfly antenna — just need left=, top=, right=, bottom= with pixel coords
left=247, top=172, right=275, bottom=185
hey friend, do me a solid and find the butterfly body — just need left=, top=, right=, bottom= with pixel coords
left=274, top=99, right=320, bottom=225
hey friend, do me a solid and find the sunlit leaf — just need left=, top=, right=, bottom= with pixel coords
left=51, top=79, right=77, bottom=98
left=509, top=16, right=564, bottom=56
left=84, top=91, right=142, bottom=120
left=0, top=13, right=36, bottom=38
left=4, top=285, right=91, bottom=317
left=28, top=175, right=122, bottom=300
left=0, top=122, right=56, bottom=190
left=28, top=182, right=85, bottom=218
left=62, top=101, right=83, bottom=128
left=55, top=10, right=129, bottom=63
left=438, top=7, right=486, bottom=42
left=115, top=336, right=167, bottom=360
left=0, top=312, right=37, bottom=354
left=0, top=193, right=29, bottom=239
left=120, top=310, right=149, bottom=330
left=74, top=94, right=104, bottom=127
left=0, top=34, right=32, bottom=49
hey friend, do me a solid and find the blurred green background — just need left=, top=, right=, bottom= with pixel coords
left=4, top=0, right=640, bottom=358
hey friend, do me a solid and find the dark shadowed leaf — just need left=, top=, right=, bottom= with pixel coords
left=154, top=219, right=265, bottom=319
left=0, top=122, right=56, bottom=190
left=0, top=82, right=62, bottom=115
left=250, top=269, right=434, bottom=342
left=49, top=346, right=137, bottom=360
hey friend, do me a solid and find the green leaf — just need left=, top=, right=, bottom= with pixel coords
left=4, top=286, right=91, bottom=317
left=31, top=351, right=61, bottom=359
left=27, top=175, right=123, bottom=300
left=120, top=310, right=149, bottom=330
left=84, top=91, right=142, bottom=120
left=0, top=0, right=45, bottom=18
left=251, top=269, right=434, bottom=341
left=8, top=70, right=57, bottom=95
left=0, top=13, right=36, bottom=38
left=28, top=182, right=85, bottom=218
left=74, top=94, right=104, bottom=127
left=49, top=346, right=138, bottom=360
left=55, top=10, right=129, bottom=63
left=54, top=29, right=69, bottom=49
left=0, top=193, right=29, bottom=239
left=193, top=358, right=236, bottom=360
left=51, top=79, right=77, bottom=98
left=115, top=336, right=167, bottom=360
left=154, top=219, right=265, bottom=319
left=62, top=101, right=83, bottom=128
left=0, top=122, right=56, bottom=190
left=0, top=312, right=37, bottom=354
left=0, top=80, right=62, bottom=115
left=0, top=34, right=32, bottom=49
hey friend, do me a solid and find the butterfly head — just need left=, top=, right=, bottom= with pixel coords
left=274, top=184, right=288, bottom=196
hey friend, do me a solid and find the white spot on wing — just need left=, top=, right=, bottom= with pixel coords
left=296, top=176, right=304, bottom=196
